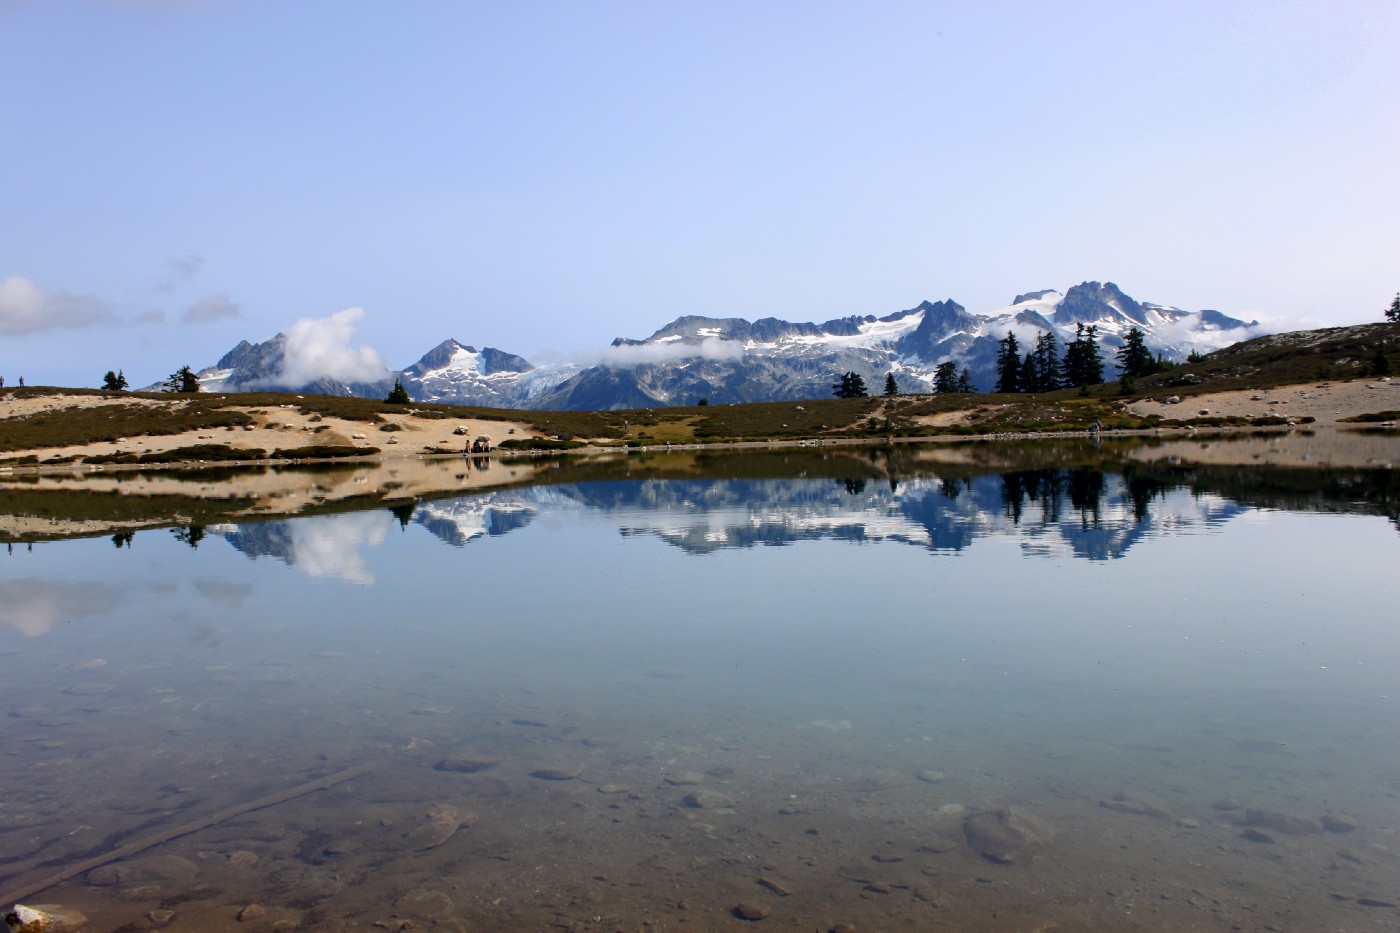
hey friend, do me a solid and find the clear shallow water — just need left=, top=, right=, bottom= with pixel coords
left=2, top=457, right=1399, bottom=932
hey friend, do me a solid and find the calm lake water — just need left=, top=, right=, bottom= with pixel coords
left=2, top=438, right=1399, bottom=932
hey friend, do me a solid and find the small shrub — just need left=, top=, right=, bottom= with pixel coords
left=273, top=445, right=377, bottom=459
left=496, top=438, right=584, bottom=451
left=1339, top=411, right=1400, bottom=423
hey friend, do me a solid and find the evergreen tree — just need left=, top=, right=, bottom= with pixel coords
left=1030, top=332, right=1061, bottom=392
left=995, top=331, right=1023, bottom=393
left=1063, top=324, right=1104, bottom=389
left=831, top=371, right=868, bottom=398
left=1019, top=353, right=1037, bottom=394
left=956, top=367, right=974, bottom=393
left=883, top=372, right=898, bottom=396
left=102, top=369, right=129, bottom=391
left=385, top=379, right=411, bottom=403
left=164, top=365, right=200, bottom=393
left=1386, top=292, right=1400, bottom=323
left=1115, top=326, right=1154, bottom=379
left=933, top=361, right=959, bottom=394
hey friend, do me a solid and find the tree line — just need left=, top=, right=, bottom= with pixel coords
left=995, top=324, right=1165, bottom=394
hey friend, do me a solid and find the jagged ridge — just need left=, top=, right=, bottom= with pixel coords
left=192, top=281, right=1261, bottom=409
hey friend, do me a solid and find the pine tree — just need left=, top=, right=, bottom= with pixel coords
left=956, top=367, right=974, bottom=393
left=102, top=369, right=129, bottom=391
left=1019, top=353, right=1037, bottom=394
left=1063, top=324, right=1104, bottom=389
left=995, top=331, right=1023, bottom=393
left=832, top=371, right=868, bottom=398
left=1030, top=332, right=1061, bottom=392
left=1116, top=326, right=1154, bottom=379
left=1387, top=292, right=1400, bottom=323
left=385, top=379, right=411, bottom=403
left=883, top=372, right=898, bottom=396
left=164, top=365, right=200, bottom=393
left=933, top=361, right=959, bottom=394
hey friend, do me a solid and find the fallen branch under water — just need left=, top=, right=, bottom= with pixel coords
left=0, top=762, right=374, bottom=908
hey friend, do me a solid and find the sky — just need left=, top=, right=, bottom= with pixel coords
left=2, top=0, right=1398, bottom=388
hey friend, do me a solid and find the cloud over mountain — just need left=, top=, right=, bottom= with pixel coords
left=596, top=336, right=747, bottom=368
left=270, top=307, right=391, bottom=387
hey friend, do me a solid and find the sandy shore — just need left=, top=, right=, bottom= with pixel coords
left=1125, top=377, right=1399, bottom=423
left=0, top=392, right=542, bottom=466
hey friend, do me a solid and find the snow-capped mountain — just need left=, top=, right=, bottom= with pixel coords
left=191, top=281, right=1261, bottom=409
left=194, top=334, right=397, bottom=398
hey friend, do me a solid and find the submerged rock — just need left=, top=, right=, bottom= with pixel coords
left=1099, top=792, right=1172, bottom=820
left=665, top=771, right=705, bottom=786
left=1244, top=809, right=1323, bottom=834
left=5, top=904, right=88, bottom=933
left=434, top=753, right=501, bottom=773
left=529, top=767, right=581, bottom=781
left=394, top=889, right=455, bottom=920
left=962, top=807, right=1053, bottom=864
left=403, top=804, right=477, bottom=851
left=732, top=901, right=770, bottom=921
left=683, top=790, right=735, bottom=809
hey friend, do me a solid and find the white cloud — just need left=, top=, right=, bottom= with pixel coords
left=1154, top=316, right=1268, bottom=351
left=594, top=336, right=746, bottom=368
left=0, top=276, right=115, bottom=335
left=286, top=512, right=390, bottom=584
left=181, top=293, right=240, bottom=324
left=273, top=307, right=392, bottom=386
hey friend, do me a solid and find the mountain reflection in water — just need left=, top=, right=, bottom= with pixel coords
left=210, top=461, right=1396, bottom=574
left=1, top=439, right=1398, bottom=933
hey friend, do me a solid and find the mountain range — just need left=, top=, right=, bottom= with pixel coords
left=194, top=281, right=1261, bottom=410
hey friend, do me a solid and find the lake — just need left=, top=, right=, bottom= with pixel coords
left=2, top=434, right=1399, bottom=932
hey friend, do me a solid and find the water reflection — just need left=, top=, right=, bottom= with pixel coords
left=0, top=579, right=123, bottom=637
left=214, top=511, right=393, bottom=583
left=1, top=442, right=1398, bottom=933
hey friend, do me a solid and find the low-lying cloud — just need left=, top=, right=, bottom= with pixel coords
left=0, top=276, right=115, bottom=335
left=273, top=307, right=392, bottom=386
left=594, top=336, right=746, bottom=368
left=1154, top=317, right=1269, bottom=351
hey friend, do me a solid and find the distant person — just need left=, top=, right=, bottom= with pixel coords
left=17, top=376, right=23, bottom=387
left=0, top=376, right=5, bottom=387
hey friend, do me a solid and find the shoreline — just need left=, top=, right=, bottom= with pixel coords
left=1, top=378, right=1397, bottom=479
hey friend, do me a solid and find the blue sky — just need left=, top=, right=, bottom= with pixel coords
left=3, top=0, right=1397, bottom=388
